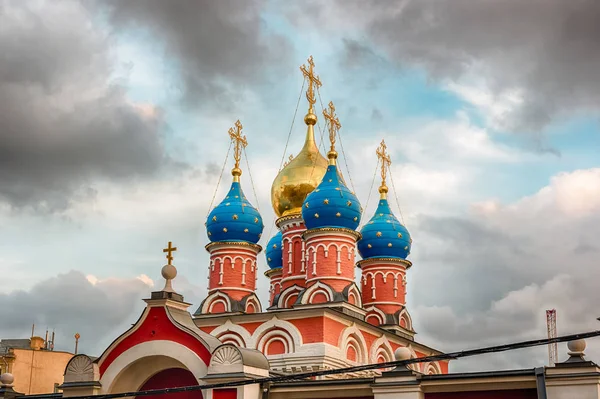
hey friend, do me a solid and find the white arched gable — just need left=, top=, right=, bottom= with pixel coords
left=250, top=316, right=303, bottom=351
left=346, top=284, right=362, bottom=308
left=210, top=320, right=252, bottom=348
left=425, top=361, right=441, bottom=375
left=370, top=335, right=394, bottom=364
left=365, top=306, right=387, bottom=326
left=201, top=291, right=232, bottom=314
left=277, top=285, right=303, bottom=309
left=399, top=308, right=413, bottom=330
left=301, top=282, right=334, bottom=305
left=339, top=324, right=368, bottom=364
left=100, top=340, right=207, bottom=394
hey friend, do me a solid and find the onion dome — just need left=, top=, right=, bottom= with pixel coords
left=302, top=164, right=361, bottom=230
left=271, top=56, right=328, bottom=218
left=302, top=100, right=361, bottom=230
left=206, top=120, right=264, bottom=244
left=357, top=139, right=411, bottom=259
left=265, top=231, right=283, bottom=269
left=357, top=195, right=411, bottom=259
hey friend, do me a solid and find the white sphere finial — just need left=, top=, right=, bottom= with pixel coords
left=394, top=347, right=412, bottom=361
left=568, top=339, right=586, bottom=355
left=0, top=373, right=14, bottom=387
left=161, top=264, right=177, bottom=292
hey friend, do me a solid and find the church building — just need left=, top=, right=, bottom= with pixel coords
left=4, top=57, right=600, bottom=399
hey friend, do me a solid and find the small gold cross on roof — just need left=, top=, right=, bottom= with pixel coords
left=163, top=241, right=177, bottom=265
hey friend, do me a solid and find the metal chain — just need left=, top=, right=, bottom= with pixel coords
left=388, top=164, right=406, bottom=226
left=358, top=158, right=380, bottom=229
left=206, top=141, right=233, bottom=218
left=243, top=146, right=261, bottom=213
left=316, top=86, right=357, bottom=195
left=277, top=77, right=306, bottom=173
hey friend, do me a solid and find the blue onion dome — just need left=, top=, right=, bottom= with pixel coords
left=206, top=180, right=263, bottom=243
left=301, top=162, right=362, bottom=230
left=357, top=187, right=411, bottom=260
left=265, top=231, right=283, bottom=269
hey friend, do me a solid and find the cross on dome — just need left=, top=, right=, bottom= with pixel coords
left=376, top=140, right=392, bottom=198
left=322, top=101, right=341, bottom=162
left=300, top=55, right=322, bottom=123
left=228, top=120, right=247, bottom=182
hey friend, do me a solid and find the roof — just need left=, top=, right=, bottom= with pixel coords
left=0, top=339, right=30, bottom=354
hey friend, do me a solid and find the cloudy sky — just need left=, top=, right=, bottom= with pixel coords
left=1, top=0, right=600, bottom=372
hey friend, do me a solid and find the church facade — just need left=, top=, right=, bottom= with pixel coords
left=8, top=58, right=600, bottom=399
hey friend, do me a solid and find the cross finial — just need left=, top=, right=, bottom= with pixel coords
left=299, top=56, right=322, bottom=118
left=322, top=101, right=341, bottom=163
left=376, top=140, right=392, bottom=198
left=163, top=241, right=177, bottom=265
left=228, top=120, right=247, bottom=182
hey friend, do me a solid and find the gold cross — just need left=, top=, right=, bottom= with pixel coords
left=376, top=139, right=392, bottom=187
left=322, top=101, right=341, bottom=152
left=163, top=241, right=177, bottom=265
left=228, top=120, right=247, bottom=171
left=299, top=56, right=322, bottom=113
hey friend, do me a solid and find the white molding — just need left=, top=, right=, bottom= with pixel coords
left=210, top=320, right=251, bottom=347
left=100, top=340, right=207, bottom=394
left=301, top=282, right=334, bottom=305
left=339, top=324, right=368, bottom=364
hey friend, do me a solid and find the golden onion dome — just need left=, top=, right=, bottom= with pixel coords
left=271, top=113, right=328, bottom=217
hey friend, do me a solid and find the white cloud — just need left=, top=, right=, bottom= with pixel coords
left=409, top=167, right=600, bottom=371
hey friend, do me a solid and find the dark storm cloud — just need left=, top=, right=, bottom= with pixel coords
left=102, top=0, right=291, bottom=108
left=0, top=1, right=168, bottom=212
left=334, top=0, right=600, bottom=130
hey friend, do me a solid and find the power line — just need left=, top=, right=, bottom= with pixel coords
left=44, top=330, right=600, bottom=399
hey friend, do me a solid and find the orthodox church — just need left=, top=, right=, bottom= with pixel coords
left=14, top=58, right=600, bottom=399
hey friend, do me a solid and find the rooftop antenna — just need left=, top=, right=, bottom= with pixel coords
left=546, top=309, right=558, bottom=365
left=50, top=330, right=55, bottom=351
left=31, top=323, right=35, bottom=339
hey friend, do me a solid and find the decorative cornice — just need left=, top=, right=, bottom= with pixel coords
left=303, top=227, right=362, bottom=241
left=275, top=213, right=304, bottom=228
left=264, top=268, right=283, bottom=278
left=356, top=257, right=412, bottom=269
left=205, top=241, right=262, bottom=254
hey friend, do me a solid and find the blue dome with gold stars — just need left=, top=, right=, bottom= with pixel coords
left=357, top=197, right=411, bottom=259
left=301, top=164, right=362, bottom=230
left=206, top=181, right=263, bottom=244
left=265, top=231, right=283, bottom=269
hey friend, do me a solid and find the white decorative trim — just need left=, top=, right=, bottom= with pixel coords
left=100, top=340, right=207, bottom=394
left=399, top=308, right=413, bottom=330
left=301, top=282, right=334, bottom=305
left=346, top=284, right=362, bottom=308
left=210, top=320, right=251, bottom=347
left=208, top=286, right=254, bottom=294
left=425, top=361, right=441, bottom=375
left=370, top=335, right=394, bottom=364
left=364, top=306, right=387, bottom=326
left=339, top=324, right=368, bottom=364
left=201, top=291, right=232, bottom=314
left=306, top=276, right=354, bottom=284
left=277, top=285, right=304, bottom=309
left=251, top=316, right=303, bottom=352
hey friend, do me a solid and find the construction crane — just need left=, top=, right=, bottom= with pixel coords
left=546, top=309, right=558, bottom=365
